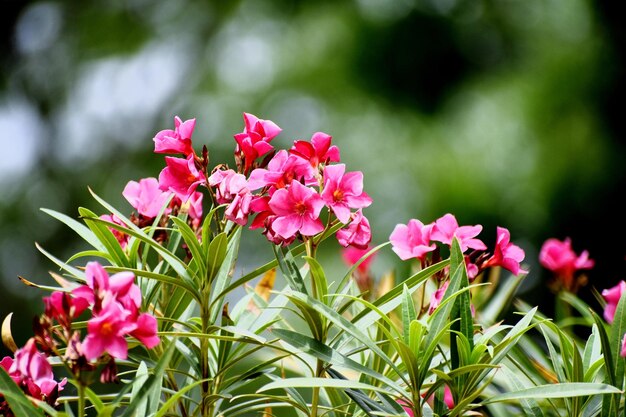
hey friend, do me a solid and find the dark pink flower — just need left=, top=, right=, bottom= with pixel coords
left=398, top=398, right=414, bottom=417
left=234, top=112, right=282, bottom=173
left=539, top=238, right=594, bottom=281
left=602, top=281, right=626, bottom=324
left=321, top=164, right=372, bottom=224
left=247, top=150, right=311, bottom=192
left=268, top=181, right=325, bottom=239
left=158, top=155, right=206, bottom=202
left=72, top=262, right=141, bottom=314
left=100, top=213, right=129, bottom=249
left=82, top=301, right=136, bottom=360
left=389, top=219, right=436, bottom=261
left=430, top=213, right=486, bottom=253
left=483, top=227, right=527, bottom=276
left=336, top=209, right=372, bottom=249
left=290, top=131, right=340, bottom=170
left=123, top=177, right=172, bottom=219
left=153, top=116, right=195, bottom=156
left=249, top=196, right=273, bottom=230
left=342, top=245, right=376, bottom=275
left=130, top=313, right=160, bottom=349
left=43, top=291, right=89, bottom=322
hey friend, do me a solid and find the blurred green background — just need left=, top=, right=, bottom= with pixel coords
left=1, top=0, right=625, bottom=356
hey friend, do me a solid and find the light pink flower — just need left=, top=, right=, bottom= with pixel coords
left=321, top=164, right=372, bottom=224
left=153, top=116, right=195, bottom=156
left=430, top=213, right=486, bottom=253
left=290, top=131, right=340, bottom=170
left=182, top=191, right=204, bottom=220
left=336, top=209, right=372, bottom=249
left=268, top=180, right=325, bottom=239
left=429, top=281, right=449, bottom=314
left=208, top=169, right=249, bottom=204
left=342, top=245, right=376, bottom=275
left=100, top=213, right=129, bottom=249
left=602, top=281, right=626, bottom=323
left=82, top=301, right=137, bottom=360
left=539, top=238, right=594, bottom=288
left=158, top=155, right=206, bottom=202
left=234, top=112, right=282, bottom=172
left=248, top=150, right=311, bottom=192
left=389, top=219, right=436, bottom=261
left=123, top=177, right=172, bottom=219
left=483, top=227, right=527, bottom=276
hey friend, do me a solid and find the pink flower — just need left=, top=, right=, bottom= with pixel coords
left=398, top=398, right=414, bottom=417
left=539, top=238, right=594, bottom=289
left=602, top=281, right=626, bottom=324
left=43, top=291, right=89, bottom=323
left=429, top=281, right=449, bottom=314
left=389, top=219, right=436, bottom=261
left=336, top=209, right=372, bottom=249
left=430, top=213, right=486, bottom=253
left=483, top=227, right=527, bottom=276
left=130, top=313, right=160, bottom=349
left=268, top=180, right=325, bottom=239
left=290, top=131, right=340, bottom=169
left=82, top=301, right=137, bottom=360
left=183, top=191, right=204, bottom=220
left=10, top=339, right=66, bottom=398
left=158, top=154, right=206, bottom=201
left=123, top=177, right=172, bottom=218
left=321, top=164, right=372, bottom=224
left=342, top=245, right=376, bottom=275
left=621, top=334, right=626, bottom=358
left=100, top=213, right=129, bottom=249
left=234, top=112, right=282, bottom=173
left=72, top=262, right=140, bottom=313
left=153, top=116, right=195, bottom=156
left=247, top=150, right=311, bottom=192
left=208, top=169, right=249, bottom=204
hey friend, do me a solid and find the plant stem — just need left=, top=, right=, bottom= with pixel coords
left=77, top=382, right=86, bottom=417
left=201, top=298, right=211, bottom=417
left=310, top=358, right=324, bottom=417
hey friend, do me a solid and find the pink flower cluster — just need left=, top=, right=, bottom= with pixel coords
left=1, top=339, right=66, bottom=412
left=71, top=262, right=159, bottom=360
left=390, top=213, right=526, bottom=276
left=153, top=113, right=372, bottom=248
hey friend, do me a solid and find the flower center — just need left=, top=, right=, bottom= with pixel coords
left=333, top=189, right=344, bottom=202
left=294, top=202, right=307, bottom=215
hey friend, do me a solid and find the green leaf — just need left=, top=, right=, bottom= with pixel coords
left=78, top=207, right=129, bottom=267
left=304, top=256, right=328, bottom=303
left=206, top=231, right=228, bottom=285
left=0, top=367, right=45, bottom=416
left=401, top=284, right=417, bottom=345
left=610, top=288, right=626, bottom=391
left=170, top=216, right=206, bottom=279
left=41, top=208, right=106, bottom=251
left=209, top=228, right=241, bottom=324
left=273, top=245, right=308, bottom=294
left=482, top=383, right=622, bottom=404
left=258, top=377, right=398, bottom=396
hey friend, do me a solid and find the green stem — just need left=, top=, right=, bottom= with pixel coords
left=77, top=382, right=86, bottom=417
left=310, top=358, right=324, bottom=417
left=200, top=298, right=211, bottom=417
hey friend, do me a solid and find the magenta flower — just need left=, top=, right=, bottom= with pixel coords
left=321, top=164, right=372, bottom=224
left=234, top=112, right=282, bottom=172
left=342, top=245, right=376, bottom=275
left=398, top=398, right=414, bottom=417
left=123, top=177, right=172, bottom=219
left=483, top=227, right=527, bottom=276
left=43, top=291, right=89, bottom=323
left=72, top=262, right=140, bottom=312
left=430, top=213, right=486, bottom=253
left=153, top=116, right=195, bottom=156
left=336, top=209, right=372, bottom=249
left=10, top=338, right=66, bottom=398
left=389, top=219, right=436, bottom=261
left=268, top=180, right=325, bottom=239
left=621, top=334, right=626, bottom=358
left=82, top=301, right=137, bottom=360
left=158, top=154, right=206, bottom=202
left=247, top=150, right=311, bottom=192
left=602, top=281, right=626, bottom=323
left=130, top=313, right=160, bottom=349
left=290, top=131, right=340, bottom=169
left=539, top=237, right=594, bottom=290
